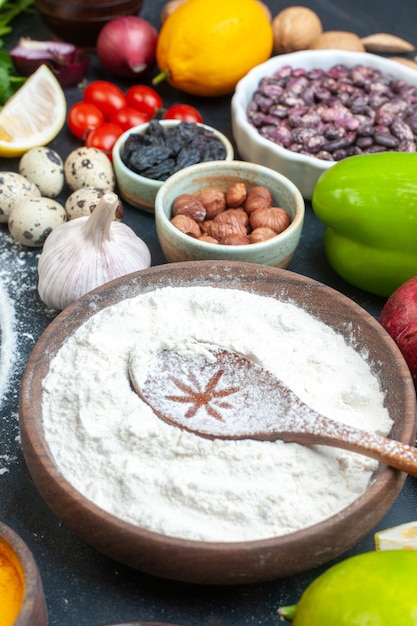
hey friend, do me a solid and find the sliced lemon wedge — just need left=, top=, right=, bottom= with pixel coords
left=0, top=64, right=66, bottom=158
left=375, top=521, right=417, bottom=550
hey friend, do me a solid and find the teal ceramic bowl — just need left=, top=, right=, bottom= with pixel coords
left=154, top=159, right=305, bottom=265
left=112, top=120, right=234, bottom=213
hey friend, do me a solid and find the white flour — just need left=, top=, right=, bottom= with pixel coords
left=0, top=227, right=55, bottom=476
left=0, top=280, right=16, bottom=404
left=42, top=285, right=392, bottom=542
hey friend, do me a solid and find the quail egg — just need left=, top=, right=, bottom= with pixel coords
left=65, top=187, right=124, bottom=220
left=8, top=197, right=67, bottom=247
left=64, top=147, right=115, bottom=192
left=19, top=147, right=65, bottom=198
left=0, top=172, right=41, bottom=223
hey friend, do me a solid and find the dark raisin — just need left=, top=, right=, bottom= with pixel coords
left=121, top=120, right=227, bottom=181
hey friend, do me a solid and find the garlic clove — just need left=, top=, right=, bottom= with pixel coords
left=38, top=192, right=151, bottom=310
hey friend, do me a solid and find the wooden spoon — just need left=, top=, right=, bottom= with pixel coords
left=129, top=345, right=417, bottom=476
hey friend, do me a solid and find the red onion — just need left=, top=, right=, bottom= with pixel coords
left=10, top=39, right=90, bottom=87
left=379, top=276, right=417, bottom=391
left=96, top=16, right=158, bottom=80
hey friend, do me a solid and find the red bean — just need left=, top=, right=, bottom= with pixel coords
left=247, top=63, right=417, bottom=161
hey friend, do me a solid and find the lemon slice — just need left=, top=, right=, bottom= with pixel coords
left=0, top=64, right=66, bottom=157
left=375, top=521, right=417, bottom=550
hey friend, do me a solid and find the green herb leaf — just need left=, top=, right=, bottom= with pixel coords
left=0, top=49, right=26, bottom=106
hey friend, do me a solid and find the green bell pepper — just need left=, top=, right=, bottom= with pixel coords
left=311, top=152, right=417, bottom=297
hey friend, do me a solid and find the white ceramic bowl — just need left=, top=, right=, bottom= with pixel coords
left=231, top=50, right=417, bottom=199
left=112, top=120, right=234, bottom=212
left=154, top=159, right=305, bottom=266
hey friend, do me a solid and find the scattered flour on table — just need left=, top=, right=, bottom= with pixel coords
left=42, top=286, right=393, bottom=542
left=0, top=227, right=55, bottom=475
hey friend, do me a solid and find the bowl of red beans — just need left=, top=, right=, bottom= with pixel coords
left=231, top=50, right=417, bottom=199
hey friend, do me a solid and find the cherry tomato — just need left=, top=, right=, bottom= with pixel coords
left=163, top=104, right=203, bottom=123
left=68, top=102, right=105, bottom=140
left=126, top=84, right=163, bottom=117
left=85, top=122, right=124, bottom=160
left=84, top=81, right=127, bottom=119
left=109, top=107, right=149, bottom=132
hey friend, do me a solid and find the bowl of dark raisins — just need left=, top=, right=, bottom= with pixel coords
left=112, top=119, right=234, bottom=212
left=231, top=49, right=417, bottom=200
left=154, top=158, right=304, bottom=266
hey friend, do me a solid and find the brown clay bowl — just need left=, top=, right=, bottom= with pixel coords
left=101, top=623, right=182, bottom=626
left=0, top=522, right=48, bottom=625
left=19, top=261, right=417, bottom=585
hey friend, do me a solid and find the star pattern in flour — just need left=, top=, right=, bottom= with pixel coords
left=166, top=368, right=239, bottom=421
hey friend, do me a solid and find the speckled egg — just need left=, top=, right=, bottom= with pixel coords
left=65, top=187, right=124, bottom=220
left=19, top=147, right=65, bottom=198
left=64, top=147, right=115, bottom=192
left=8, top=197, right=67, bottom=247
left=0, top=172, right=41, bottom=223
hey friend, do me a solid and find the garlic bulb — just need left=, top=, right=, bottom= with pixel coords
left=38, top=192, right=151, bottom=310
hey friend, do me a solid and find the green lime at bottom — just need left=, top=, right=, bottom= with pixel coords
left=278, top=550, right=417, bottom=625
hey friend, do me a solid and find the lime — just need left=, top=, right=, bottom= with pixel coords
left=375, top=521, right=417, bottom=550
left=278, top=551, right=417, bottom=625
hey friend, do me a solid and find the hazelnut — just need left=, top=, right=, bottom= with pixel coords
left=226, top=182, right=247, bottom=208
left=199, top=234, right=219, bottom=244
left=170, top=214, right=201, bottom=238
left=309, top=31, right=366, bottom=52
left=206, top=216, right=247, bottom=241
left=172, top=193, right=206, bottom=222
left=248, top=227, right=278, bottom=243
left=219, top=234, right=251, bottom=246
left=195, top=189, right=226, bottom=219
left=249, top=207, right=291, bottom=234
left=272, top=6, right=323, bottom=54
left=214, top=208, right=249, bottom=229
left=244, top=186, right=273, bottom=214
left=200, top=219, right=213, bottom=234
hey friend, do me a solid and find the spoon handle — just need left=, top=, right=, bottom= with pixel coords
left=270, top=414, right=417, bottom=476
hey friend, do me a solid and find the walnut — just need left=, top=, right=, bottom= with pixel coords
left=272, top=6, right=323, bottom=54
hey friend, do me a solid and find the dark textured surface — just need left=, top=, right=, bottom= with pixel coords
left=1, top=1, right=417, bottom=624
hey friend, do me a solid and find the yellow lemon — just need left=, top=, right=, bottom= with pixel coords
left=155, top=0, right=273, bottom=97
left=0, top=64, right=66, bottom=158
left=375, top=521, right=417, bottom=550
left=278, top=551, right=417, bottom=625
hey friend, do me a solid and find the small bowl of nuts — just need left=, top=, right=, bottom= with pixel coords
left=231, top=49, right=417, bottom=199
left=112, top=119, right=234, bottom=212
left=154, top=159, right=304, bottom=266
